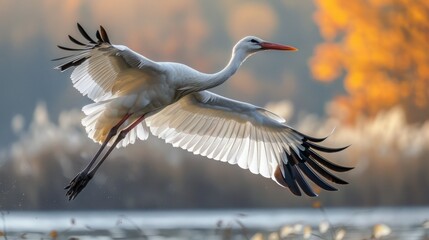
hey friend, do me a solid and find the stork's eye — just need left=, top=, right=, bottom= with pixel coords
left=250, top=39, right=258, bottom=44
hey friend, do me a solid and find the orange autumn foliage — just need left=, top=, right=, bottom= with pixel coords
left=311, top=0, right=429, bottom=123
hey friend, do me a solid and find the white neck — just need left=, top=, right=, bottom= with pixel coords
left=205, top=50, right=247, bottom=89
left=184, top=49, right=248, bottom=93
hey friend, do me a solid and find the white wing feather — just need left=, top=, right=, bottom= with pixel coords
left=146, top=91, right=304, bottom=179
left=56, top=43, right=164, bottom=102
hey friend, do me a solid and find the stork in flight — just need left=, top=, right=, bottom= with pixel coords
left=54, top=24, right=352, bottom=200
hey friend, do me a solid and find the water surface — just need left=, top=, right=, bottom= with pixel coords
left=1, top=207, right=428, bottom=239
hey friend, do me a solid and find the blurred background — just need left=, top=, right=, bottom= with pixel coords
left=0, top=0, right=428, bottom=212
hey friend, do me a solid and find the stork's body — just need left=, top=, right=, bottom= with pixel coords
left=55, top=24, right=352, bottom=200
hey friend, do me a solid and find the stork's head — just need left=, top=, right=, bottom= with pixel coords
left=233, top=36, right=297, bottom=57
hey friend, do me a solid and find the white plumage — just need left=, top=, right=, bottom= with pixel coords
left=146, top=91, right=300, bottom=178
left=55, top=24, right=352, bottom=200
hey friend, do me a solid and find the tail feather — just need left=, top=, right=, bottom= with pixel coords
left=81, top=101, right=150, bottom=147
left=81, top=102, right=108, bottom=143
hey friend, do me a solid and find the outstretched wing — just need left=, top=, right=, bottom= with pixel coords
left=146, top=91, right=352, bottom=196
left=53, top=23, right=165, bottom=102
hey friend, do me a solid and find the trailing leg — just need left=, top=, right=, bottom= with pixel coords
left=88, top=114, right=147, bottom=176
left=65, top=113, right=132, bottom=200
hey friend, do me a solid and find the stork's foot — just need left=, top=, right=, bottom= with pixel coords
left=65, top=171, right=93, bottom=200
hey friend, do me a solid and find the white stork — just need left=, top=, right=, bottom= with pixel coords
left=54, top=24, right=352, bottom=200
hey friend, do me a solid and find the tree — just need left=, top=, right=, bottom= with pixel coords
left=311, top=0, right=429, bottom=123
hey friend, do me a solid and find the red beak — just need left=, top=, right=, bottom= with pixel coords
left=260, top=42, right=298, bottom=51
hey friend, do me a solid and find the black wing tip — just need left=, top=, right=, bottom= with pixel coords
left=336, top=165, right=354, bottom=172
left=274, top=166, right=301, bottom=196
left=54, top=23, right=112, bottom=70
left=276, top=160, right=346, bottom=196
left=57, top=45, right=85, bottom=51
left=304, top=153, right=350, bottom=185
left=305, top=142, right=349, bottom=153
left=297, top=162, right=338, bottom=191
left=293, top=128, right=336, bottom=143
left=76, top=23, right=110, bottom=44
left=295, top=128, right=354, bottom=171
left=99, top=25, right=111, bottom=44
left=96, top=30, right=102, bottom=42
left=275, top=162, right=320, bottom=197
left=58, top=23, right=111, bottom=50
left=307, top=148, right=353, bottom=172
left=275, top=128, right=352, bottom=196
left=294, top=170, right=318, bottom=197
left=68, top=35, right=86, bottom=46
left=54, top=57, right=88, bottom=72
left=76, top=23, right=96, bottom=44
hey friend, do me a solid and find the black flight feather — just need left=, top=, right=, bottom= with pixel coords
left=305, top=156, right=349, bottom=185
left=308, top=149, right=354, bottom=172
left=55, top=57, right=89, bottom=72
left=57, top=45, right=86, bottom=51
left=290, top=149, right=337, bottom=191
left=298, top=162, right=337, bottom=191
left=77, top=23, right=96, bottom=44
left=95, top=30, right=102, bottom=43
left=282, top=161, right=301, bottom=196
left=292, top=166, right=317, bottom=197
left=305, top=142, right=349, bottom=153
left=68, top=35, right=86, bottom=46
left=100, top=25, right=111, bottom=44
